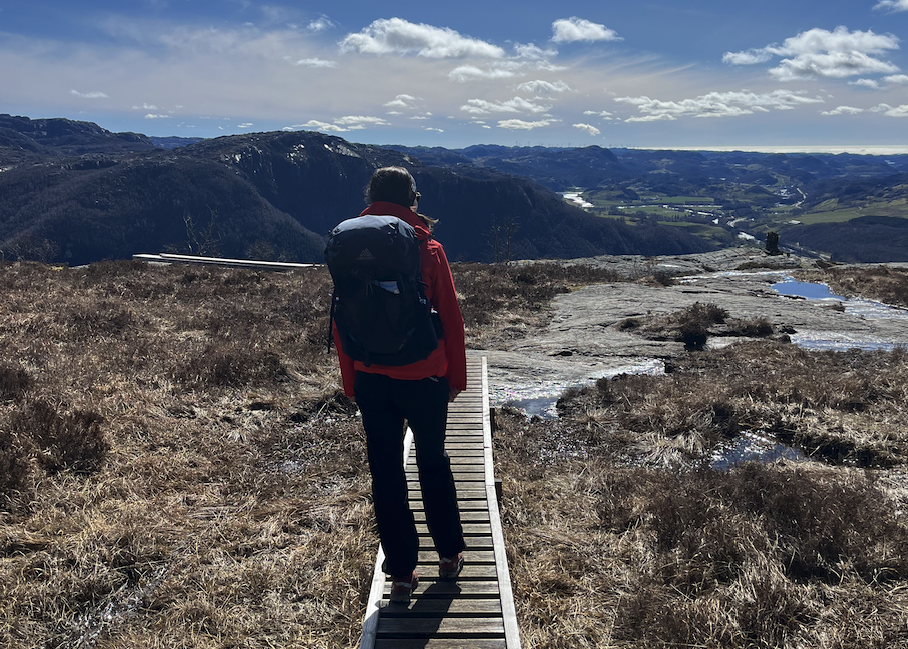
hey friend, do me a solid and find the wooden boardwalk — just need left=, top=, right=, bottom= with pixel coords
left=359, top=356, right=521, bottom=649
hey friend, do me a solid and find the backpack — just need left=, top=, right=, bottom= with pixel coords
left=325, top=214, right=440, bottom=367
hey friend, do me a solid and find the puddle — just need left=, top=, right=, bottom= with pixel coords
left=493, top=359, right=664, bottom=419
left=711, top=431, right=806, bottom=471
left=772, top=279, right=844, bottom=300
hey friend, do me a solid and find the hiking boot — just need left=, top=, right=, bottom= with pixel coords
left=389, top=571, right=418, bottom=603
left=438, top=553, right=464, bottom=579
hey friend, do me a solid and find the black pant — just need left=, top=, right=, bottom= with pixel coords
left=354, top=371, right=466, bottom=577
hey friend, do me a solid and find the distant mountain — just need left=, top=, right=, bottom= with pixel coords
left=149, top=136, right=206, bottom=149
left=0, top=114, right=155, bottom=165
left=0, top=116, right=714, bottom=265
left=388, top=144, right=633, bottom=191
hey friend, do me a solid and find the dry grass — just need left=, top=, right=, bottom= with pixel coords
left=3, top=258, right=908, bottom=648
left=797, top=266, right=908, bottom=307
left=494, top=339, right=908, bottom=647
left=0, top=261, right=373, bottom=649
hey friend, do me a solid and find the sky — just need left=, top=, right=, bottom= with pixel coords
left=2, top=0, right=908, bottom=152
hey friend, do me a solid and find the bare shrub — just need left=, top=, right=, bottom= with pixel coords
left=12, top=401, right=108, bottom=474
left=177, top=344, right=287, bottom=388
left=0, top=364, right=31, bottom=400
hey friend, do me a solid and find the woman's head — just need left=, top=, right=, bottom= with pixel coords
left=366, top=167, right=418, bottom=208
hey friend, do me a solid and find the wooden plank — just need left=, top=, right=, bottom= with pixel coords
left=480, top=358, right=522, bottom=649
left=377, top=617, right=505, bottom=635
left=419, top=550, right=494, bottom=563
left=414, top=511, right=490, bottom=522
left=376, top=639, right=506, bottom=649
left=379, top=599, right=502, bottom=616
left=383, top=581, right=500, bottom=597
left=410, top=564, right=499, bottom=579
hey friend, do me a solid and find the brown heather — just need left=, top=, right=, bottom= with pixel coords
left=2, top=258, right=908, bottom=648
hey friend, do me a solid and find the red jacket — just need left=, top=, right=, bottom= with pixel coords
left=333, top=201, right=467, bottom=397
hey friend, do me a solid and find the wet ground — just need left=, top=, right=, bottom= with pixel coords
left=478, top=248, right=908, bottom=417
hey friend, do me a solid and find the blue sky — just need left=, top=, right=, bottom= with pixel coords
left=2, top=0, right=908, bottom=151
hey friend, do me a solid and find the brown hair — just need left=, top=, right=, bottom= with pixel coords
left=365, top=166, right=437, bottom=230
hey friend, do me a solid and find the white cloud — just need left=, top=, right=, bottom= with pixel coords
left=144, top=113, right=169, bottom=119
left=307, top=16, right=335, bottom=32
left=850, top=78, right=881, bottom=89
left=551, top=17, right=621, bottom=43
left=425, top=127, right=444, bottom=132
left=238, top=123, right=253, bottom=128
left=334, top=115, right=390, bottom=126
left=871, top=103, right=908, bottom=117
left=71, top=89, right=108, bottom=99
left=583, top=110, right=615, bottom=120
left=448, top=65, right=518, bottom=82
left=294, top=57, right=337, bottom=68
left=516, top=79, right=571, bottom=94
left=724, top=27, right=901, bottom=81
left=339, top=18, right=505, bottom=58
left=461, top=97, right=550, bottom=115
left=884, top=74, right=908, bottom=84
left=573, top=123, right=601, bottom=136
left=875, top=0, right=908, bottom=12
left=132, top=103, right=158, bottom=110
left=513, top=43, right=558, bottom=60
left=384, top=94, right=420, bottom=109
left=821, top=106, right=865, bottom=115
left=615, top=89, right=824, bottom=121
left=497, top=118, right=559, bottom=130
left=722, top=49, right=773, bottom=65
left=293, top=119, right=348, bottom=132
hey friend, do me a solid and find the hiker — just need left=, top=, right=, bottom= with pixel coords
left=329, top=166, right=467, bottom=603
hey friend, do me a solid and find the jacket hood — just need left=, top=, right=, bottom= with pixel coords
left=361, top=201, right=431, bottom=240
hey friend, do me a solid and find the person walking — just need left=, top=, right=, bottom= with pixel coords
left=331, top=166, right=467, bottom=603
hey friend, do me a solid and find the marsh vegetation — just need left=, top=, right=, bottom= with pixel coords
left=1, top=259, right=907, bottom=647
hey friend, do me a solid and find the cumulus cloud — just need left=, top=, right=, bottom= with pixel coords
left=307, top=16, right=335, bottom=32
left=583, top=110, right=615, bottom=120
left=850, top=78, right=881, bottom=89
left=722, top=49, right=773, bottom=65
left=334, top=115, right=390, bottom=126
left=460, top=97, right=550, bottom=115
left=821, top=106, right=864, bottom=115
left=294, top=119, right=348, bottom=132
left=874, top=0, right=908, bottom=11
left=424, top=127, right=444, bottom=132
left=448, top=65, right=518, bottom=82
left=340, top=18, right=505, bottom=58
left=885, top=74, right=908, bottom=84
left=288, top=116, right=389, bottom=132
left=513, top=43, right=558, bottom=60
left=551, top=17, right=621, bottom=43
left=723, top=27, right=900, bottom=81
left=615, top=89, right=824, bottom=121
left=71, top=89, right=108, bottom=99
left=384, top=94, right=420, bottom=109
left=133, top=103, right=158, bottom=110
left=294, top=57, right=337, bottom=68
left=871, top=103, right=908, bottom=117
left=461, top=97, right=550, bottom=115
left=497, top=118, right=559, bottom=130
left=238, top=123, right=253, bottom=128
left=144, top=114, right=169, bottom=119
left=516, top=79, right=571, bottom=94
left=573, top=123, right=601, bottom=136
